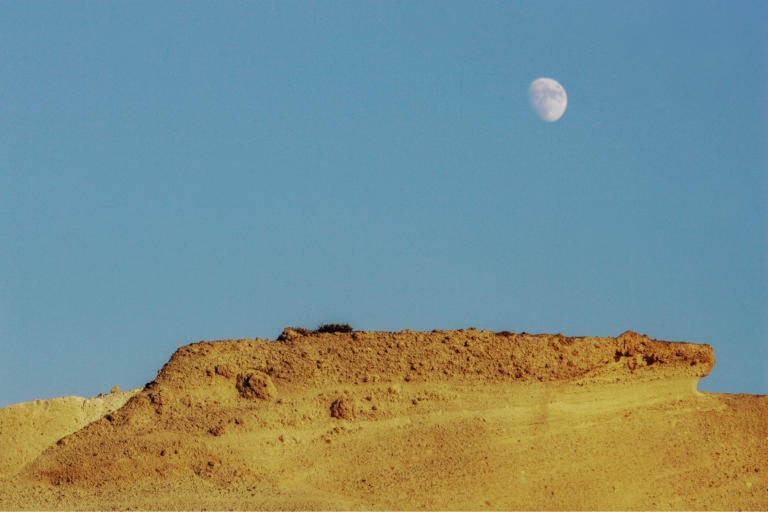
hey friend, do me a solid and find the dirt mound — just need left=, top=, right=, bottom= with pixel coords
left=0, top=389, right=139, bottom=478
left=1, top=329, right=764, bottom=510
left=151, top=328, right=713, bottom=390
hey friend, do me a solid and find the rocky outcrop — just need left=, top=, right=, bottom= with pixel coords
left=150, top=329, right=714, bottom=393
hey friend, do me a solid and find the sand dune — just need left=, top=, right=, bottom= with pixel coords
left=0, top=389, right=139, bottom=479
left=0, top=329, right=765, bottom=510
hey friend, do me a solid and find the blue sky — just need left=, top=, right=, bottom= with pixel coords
left=1, top=1, right=765, bottom=406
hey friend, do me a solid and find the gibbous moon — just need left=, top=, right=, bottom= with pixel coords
left=529, top=77, right=567, bottom=122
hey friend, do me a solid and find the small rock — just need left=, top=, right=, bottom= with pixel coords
left=215, top=365, right=233, bottom=378
left=236, top=371, right=278, bottom=401
left=330, top=397, right=356, bottom=420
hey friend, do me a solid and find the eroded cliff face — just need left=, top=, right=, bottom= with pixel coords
left=151, top=328, right=714, bottom=391
left=97, top=328, right=713, bottom=439
left=3, top=329, right=763, bottom=511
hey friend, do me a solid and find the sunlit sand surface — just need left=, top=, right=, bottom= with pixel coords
left=1, top=329, right=765, bottom=510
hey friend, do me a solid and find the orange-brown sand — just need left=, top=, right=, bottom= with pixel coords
left=1, top=329, right=765, bottom=510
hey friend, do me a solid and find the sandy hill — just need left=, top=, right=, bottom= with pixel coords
left=0, top=389, right=140, bottom=479
left=0, top=328, right=765, bottom=510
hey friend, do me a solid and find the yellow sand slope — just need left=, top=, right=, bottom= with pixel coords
left=0, top=329, right=765, bottom=510
left=0, top=389, right=139, bottom=478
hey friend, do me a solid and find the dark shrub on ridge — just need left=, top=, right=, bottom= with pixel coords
left=315, top=323, right=353, bottom=334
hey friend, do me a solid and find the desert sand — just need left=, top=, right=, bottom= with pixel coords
left=0, top=388, right=139, bottom=480
left=0, top=328, right=766, bottom=510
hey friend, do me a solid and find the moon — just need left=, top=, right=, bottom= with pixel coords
left=529, top=77, right=567, bottom=122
